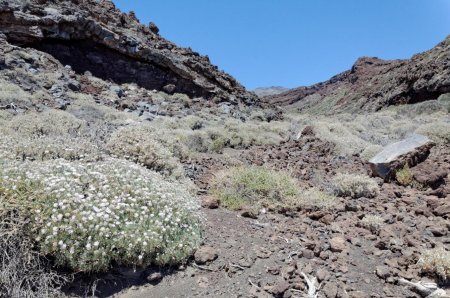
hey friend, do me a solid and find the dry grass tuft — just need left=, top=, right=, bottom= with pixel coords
left=395, top=164, right=414, bottom=186
left=211, top=166, right=300, bottom=211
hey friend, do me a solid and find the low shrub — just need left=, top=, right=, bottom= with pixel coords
left=360, top=215, right=384, bottom=233
left=211, top=166, right=300, bottom=210
left=107, top=125, right=184, bottom=179
left=66, top=93, right=136, bottom=125
left=7, top=110, right=85, bottom=138
left=0, top=79, right=34, bottom=107
left=360, top=144, right=383, bottom=161
left=296, top=188, right=337, bottom=210
left=419, top=247, right=450, bottom=281
left=332, top=173, right=379, bottom=198
left=12, top=136, right=102, bottom=162
left=395, top=164, right=414, bottom=186
left=0, top=158, right=202, bottom=272
left=416, top=122, right=450, bottom=145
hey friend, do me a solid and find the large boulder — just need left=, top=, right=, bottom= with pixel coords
left=369, top=134, right=434, bottom=180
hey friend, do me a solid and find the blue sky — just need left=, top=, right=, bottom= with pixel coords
left=113, top=0, right=450, bottom=90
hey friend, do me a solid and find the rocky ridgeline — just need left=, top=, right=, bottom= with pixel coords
left=0, top=0, right=257, bottom=105
left=266, top=36, right=450, bottom=112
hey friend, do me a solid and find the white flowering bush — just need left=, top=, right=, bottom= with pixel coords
left=1, top=158, right=202, bottom=272
left=332, top=173, right=379, bottom=198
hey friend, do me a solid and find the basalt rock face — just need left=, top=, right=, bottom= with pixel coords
left=0, top=0, right=257, bottom=104
left=266, top=36, right=450, bottom=112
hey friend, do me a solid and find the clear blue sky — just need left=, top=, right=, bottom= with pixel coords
left=113, top=0, right=450, bottom=90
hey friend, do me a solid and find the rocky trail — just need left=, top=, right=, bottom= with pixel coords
left=63, top=139, right=450, bottom=298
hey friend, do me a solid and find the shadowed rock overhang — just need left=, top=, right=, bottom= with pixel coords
left=0, top=0, right=257, bottom=104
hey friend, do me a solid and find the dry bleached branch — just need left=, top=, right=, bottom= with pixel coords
left=398, top=278, right=449, bottom=298
left=301, top=272, right=320, bottom=298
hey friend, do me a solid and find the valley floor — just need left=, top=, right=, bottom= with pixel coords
left=77, top=142, right=450, bottom=298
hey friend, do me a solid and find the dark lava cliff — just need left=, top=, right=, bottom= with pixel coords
left=0, top=0, right=257, bottom=104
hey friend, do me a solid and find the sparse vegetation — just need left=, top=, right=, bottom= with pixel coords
left=419, top=247, right=450, bottom=281
left=360, top=215, right=384, bottom=233
left=360, top=144, right=383, bottom=161
left=395, top=164, right=414, bottom=186
left=332, top=173, right=379, bottom=198
left=296, top=188, right=337, bottom=210
left=6, top=109, right=85, bottom=138
left=211, top=166, right=301, bottom=210
left=107, top=124, right=184, bottom=179
left=287, top=99, right=449, bottom=157
left=416, top=122, right=450, bottom=145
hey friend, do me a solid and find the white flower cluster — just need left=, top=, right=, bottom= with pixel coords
left=1, top=158, right=202, bottom=272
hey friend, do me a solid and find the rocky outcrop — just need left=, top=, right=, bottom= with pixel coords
left=0, top=0, right=257, bottom=104
left=266, top=36, right=450, bottom=112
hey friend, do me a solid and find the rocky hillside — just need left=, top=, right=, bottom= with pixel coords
left=266, top=36, right=450, bottom=112
left=253, top=86, right=289, bottom=97
left=0, top=0, right=257, bottom=106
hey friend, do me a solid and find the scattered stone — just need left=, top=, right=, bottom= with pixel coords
left=281, top=265, right=296, bottom=278
left=322, top=282, right=338, bottom=298
left=348, top=290, right=367, bottom=298
left=200, top=197, right=220, bottom=209
left=376, top=266, right=391, bottom=279
left=316, top=268, right=330, bottom=282
left=434, top=201, right=450, bottom=217
left=146, top=272, right=162, bottom=284
left=412, top=162, right=447, bottom=189
left=267, top=266, right=280, bottom=275
left=240, top=208, right=259, bottom=219
left=255, top=247, right=272, bottom=259
left=194, top=246, right=218, bottom=264
left=110, top=85, right=124, bottom=97
left=330, top=237, right=347, bottom=253
left=67, top=79, right=80, bottom=91
left=163, top=84, right=176, bottom=94
left=148, top=21, right=159, bottom=34
left=197, top=276, right=209, bottom=288
left=268, top=281, right=290, bottom=296
left=302, top=249, right=315, bottom=259
left=238, top=257, right=254, bottom=268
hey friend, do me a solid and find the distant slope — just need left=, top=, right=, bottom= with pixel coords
left=265, top=36, right=450, bottom=113
left=253, top=86, right=290, bottom=97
